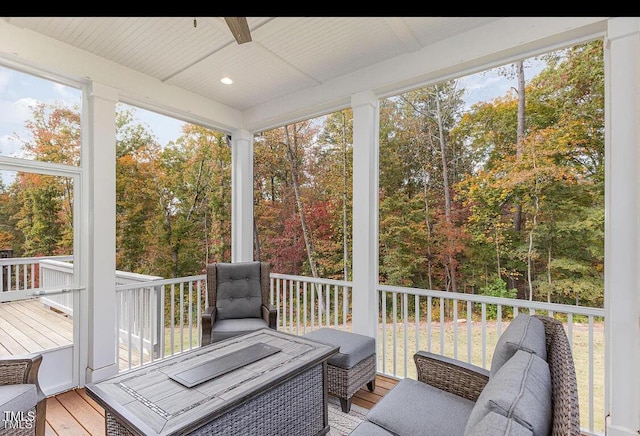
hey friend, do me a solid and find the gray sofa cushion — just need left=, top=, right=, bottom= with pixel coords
left=302, top=328, right=375, bottom=369
left=490, top=313, right=547, bottom=375
left=215, top=262, right=262, bottom=320
left=466, top=411, right=533, bottom=436
left=349, top=420, right=395, bottom=436
left=465, top=350, right=552, bottom=436
left=0, top=384, right=37, bottom=414
left=366, top=378, right=475, bottom=436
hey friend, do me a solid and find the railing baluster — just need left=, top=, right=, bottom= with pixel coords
left=415, top=294, right=420, bottom=351
left=481, top=303, right=487, bottom=369
left=289, top=279, right=294, bottom=333
left=439, top=297, right=444, bottom=355
left=403, top=292, right=408, bottom=378
left=427, top=296, right=432, bottom=353
left=303, top=281, right=308, bottom=333
left=589, top=315, right=595, bottom=433
left=296, top=281, right=301, bottom=335
left=334, top=284, right=338, bottom=328
left=392, top=292, right=397, bottom=376
left=453, top=299, right=458, bottom=360
left=467, top=301, right=472, bottom=364
left=381, top=290, right=387, bottom=374
left=325, top=284, right=330, bottom=328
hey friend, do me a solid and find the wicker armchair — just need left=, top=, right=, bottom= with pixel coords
left=0, top=353, right=46, bottom=436
left=200, top=261, right=277, bottom=345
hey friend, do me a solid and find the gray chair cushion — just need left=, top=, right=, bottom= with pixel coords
left=366, top=378, right=475, bottom=436
left=210, top=318, right=269, bottom=342
left=349, top=420, right=395, bottom=436
left=466, top=411, right=533, bottom=436
left=465, top=350, right=552, bottom=436
left=491, top=313, right=547, bottom=375
left=0, top=384, right=37, bottom=414
left=302, top=328, right=375, bottom=369
left=215, top=262, right=262, bottom=320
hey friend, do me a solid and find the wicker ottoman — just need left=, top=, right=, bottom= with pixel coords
left=303, top=328, right=376, bottom=413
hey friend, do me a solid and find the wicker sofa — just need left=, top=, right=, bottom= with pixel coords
left=350, top=314, right=580, bottom=436
left=0, top=353, right=47, bottom=436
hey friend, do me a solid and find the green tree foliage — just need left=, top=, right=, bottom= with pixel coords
left=1, top=40, right=604, bottom=308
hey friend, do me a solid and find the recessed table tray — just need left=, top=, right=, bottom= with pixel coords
left=169, top=342, right=281, bottom=388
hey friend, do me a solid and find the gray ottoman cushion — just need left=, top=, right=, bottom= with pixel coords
left=303, top=328, right=375, bottom=369
left=466, top=411, right=533, bottom=436
left=215, top=261, right=262, bottom=320
left=349, top=420, right=395, bottom=436
left=367, top=378, right=475, bottom=436
left=466, top=350, right=552, bottom=436
left=491, top=313, right=547, bottom=375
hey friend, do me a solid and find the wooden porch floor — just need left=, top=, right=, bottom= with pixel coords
left=1, top=299, right=398, bottom=434
left=44, top=375, right=398, bottom=435
left=0, top=299, right=140, bottom=370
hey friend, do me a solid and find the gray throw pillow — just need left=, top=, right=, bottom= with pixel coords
left=490, top=313, right=547, bottom=376
left=465, top=350, right=552, bottom=436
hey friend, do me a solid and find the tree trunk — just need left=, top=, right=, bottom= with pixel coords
left=514, top=60, right=525, bottom=232
left=434, top=85, right=457, bottom=293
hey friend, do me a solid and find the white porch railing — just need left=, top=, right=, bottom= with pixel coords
left=0, top=255, right=73, bottom=293
left=2, top=257, right=604, bottom=435
left=115, top=276, right=207, bottom=371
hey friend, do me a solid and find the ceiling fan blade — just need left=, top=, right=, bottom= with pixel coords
left=224, top=17, right=252, bottom=44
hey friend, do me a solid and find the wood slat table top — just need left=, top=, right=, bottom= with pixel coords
left=86, top=328, right=339, bottom=435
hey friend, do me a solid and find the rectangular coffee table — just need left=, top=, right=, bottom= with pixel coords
left=86, top=328, right=339, bottom=435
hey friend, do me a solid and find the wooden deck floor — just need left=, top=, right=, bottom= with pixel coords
left=0, top=298, right=73, bottom=356
left=44, top=375, right=398, bottom=435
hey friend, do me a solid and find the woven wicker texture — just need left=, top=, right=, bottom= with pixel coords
left=0, top=354, right=45, bottom=436
left=533, top=315, right=581, bottom=436
left=327, top=354, right=376, bottom=400
left=105, top=364, right=326, bottom=436
left=413, top=353, right=489, bottom=402
left=0, top=406, right=37, bottom=436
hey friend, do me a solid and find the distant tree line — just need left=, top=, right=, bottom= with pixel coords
left=0, top=40, right=603, bottom=307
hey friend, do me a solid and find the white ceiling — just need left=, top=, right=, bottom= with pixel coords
left=4, top=17, right=500, bottom=109
left=0, top=17, right=608, bottom=132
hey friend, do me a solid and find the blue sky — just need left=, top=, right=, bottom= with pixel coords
left=0, top=59, right=545, bottom=159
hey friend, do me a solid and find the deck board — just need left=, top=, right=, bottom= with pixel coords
left=45, top=376, right=397, bottom=435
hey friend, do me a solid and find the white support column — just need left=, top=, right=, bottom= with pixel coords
left=231, top=129, right=255, bottom=262
left=604, top=17, right=640, bottom=436
left=351, top=91, right=379, bottom=338
left=84, top=81, right=119, bottom=383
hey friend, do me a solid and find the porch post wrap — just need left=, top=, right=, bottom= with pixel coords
left=85, top=81, right=119, bottom=382
left=351, top=90, right=379, bottom=339
left=604, top=17, right=640, bottom=436
left=231, top=129, right=255, bottom=262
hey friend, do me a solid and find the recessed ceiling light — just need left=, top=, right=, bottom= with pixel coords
left=221, top=77, right=233, bottom=85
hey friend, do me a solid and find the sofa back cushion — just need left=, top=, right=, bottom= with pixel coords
left=466, top=411, right=533, bottom=436
left=216, top=262, right=263, bottom=320
left=490, top=313, right=547, bottom=376
left=465, top=350, right=552, bottom=436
